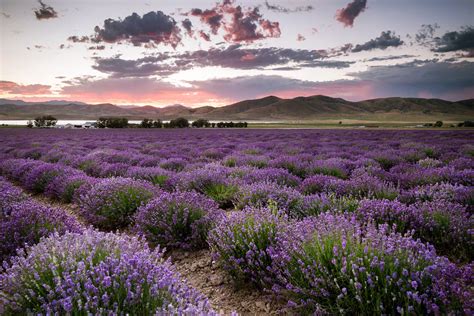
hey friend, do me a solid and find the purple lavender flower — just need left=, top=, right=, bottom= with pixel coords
left=0, top=200, right=83, bottom=262
left=0, top=229, right=213, bottom=314
left=234, top=181, right=304, bottom=216
left=269, top=213, right=472, bottom=314
left=78, top=177, right=158, bottom=230
left=134, top=191, right=223, bottom=249
left=208, top=207, right=290, bottom=288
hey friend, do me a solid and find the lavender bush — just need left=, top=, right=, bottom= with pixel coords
left=0, top=200, right=83, bottom=262
left=0, top=177, right=27, bottom=218
left=78, top=177, right=157, bottom=230
left=126, top=166, right=176, bottom=191
left=208, top=207, right=289, bottom=288
left=134, top=191, right=222, bottom=249
left=0, top=229, right=213, bottom=314
left=178, top=167, right=238, bottom=208
left=270, top=213, right=473, bottom=314
left=356, top=199, right=473, bottom=262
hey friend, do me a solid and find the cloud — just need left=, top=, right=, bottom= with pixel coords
left=198, top=30, right=211, bottom=41
left=1, top=12, right=11, bottom=18
left=297, top=34, right=306, bottom=41
left=190, top=8, right=223, bottom=35
left=433, top=26, right=474, bottom=53
left=91, top=46, right=351, bottom=78
left=223, top=5, right=280, bottom=42
left=349, top=60, right=474, bottom=100
left=67, top=35, right=92, bottom=43
left=0, top=81, right=51, bottom=95
left=92, top=54, right=178, bottom=78
left=188, top=0, right=280, bottom=43
left=181, top=18, right=193, bottom=36
left=352, top=31, right=404, bottom=52
left=414, top=23, right=440, bottom=46
left=191, top=75, right=317, bottom=100
left=335, top=0, right=367, bottom=27
left=59, top=76, right=218, bottom=105
left=34, top=0, right=58, bottom=20
left=264, top=1, right=313, bottom=14
left=88, top=45, right=106, bottom=50
left=93, top=11, right=181, bottom=47
left=366, top=54, right=416, bottom=62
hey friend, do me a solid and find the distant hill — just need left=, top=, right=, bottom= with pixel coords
left=0, top=95, right=473, bottom=121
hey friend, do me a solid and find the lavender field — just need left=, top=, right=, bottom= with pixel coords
left=0, top=128, right=473, bottom=314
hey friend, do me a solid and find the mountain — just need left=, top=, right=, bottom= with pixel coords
left=0, top=95, right=472, bottom=121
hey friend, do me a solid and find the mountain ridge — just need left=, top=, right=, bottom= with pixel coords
left=0, top=95, right=473, bottom=121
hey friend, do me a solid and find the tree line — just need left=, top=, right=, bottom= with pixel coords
left=139, top=118, right=248, bottom=128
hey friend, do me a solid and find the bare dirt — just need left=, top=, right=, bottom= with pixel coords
left=168, top=249, right=287, bottom=315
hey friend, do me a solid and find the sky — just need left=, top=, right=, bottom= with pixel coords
left=0, top=0, right=473, bottom=107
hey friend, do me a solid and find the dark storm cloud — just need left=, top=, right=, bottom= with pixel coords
left=335, top=0, right=367, bottom=27
left=352, top=31, right=404, bottom=52
left=34, top=0, right=58, bottom=20
left=351, top=61, right=474, bottom=99
left=92, top=46, right=350, bottom=78
left=264, top=1, right=313, bottom=14
left=181, top=18, right=193, bottom=36
left=93, top=11, right=181, bottom=47
left=433, top=26, right=474, bottom=53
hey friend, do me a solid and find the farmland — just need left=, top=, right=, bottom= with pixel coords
left=0, top=128, right=472, bottom=315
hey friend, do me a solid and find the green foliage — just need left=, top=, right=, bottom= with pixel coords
left=97, top=117, right=129, bottom=128
left=284, top=232, right=434, bottom=315
left=34, top=115, right=58, bottom=127
left=140, top=118, right=154, bottom=128
left=434, top=121, right=443, bottom=127
left=202, top=183, right=238, bottom=209
left=169, top=117, right=189, bottom=128
left=192, top=119, right=211, bottom=128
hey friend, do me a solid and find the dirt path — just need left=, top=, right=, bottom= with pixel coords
left=169, top=249, right=287, bottom=315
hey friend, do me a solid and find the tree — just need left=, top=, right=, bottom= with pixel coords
left=153, top=119, right=163, bottom=128
left=434, top=121, right=443, bottom=127
left=192, top=119, right=210, bottom=128
left=97, top=117, right=128, bottom=128
left=34, top=115, right=57, bottom=127
left=169, top=117, right=189, bottom=128
left=140, top=118, right=154, bottom=128
left=464, top=120, right=474, bottom=127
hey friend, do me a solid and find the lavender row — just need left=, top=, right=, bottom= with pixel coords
left=208, top=209, right=473, bottom=314
left=0, top=177, right=216, bottom=314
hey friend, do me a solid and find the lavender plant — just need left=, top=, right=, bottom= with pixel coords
left=0, top=200, right=83, bottom=262
left=270, top=214, right=473, bottom=314
left=134, top=191, right=223, bottom=249
left=78, top=177, right=157, bottom=230
left=0, top=229, right=213, bottom=314
left=208, top=207, right=289, bottom=288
